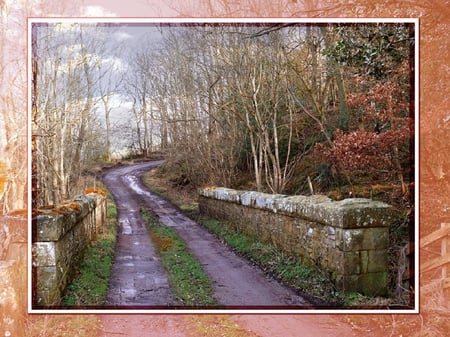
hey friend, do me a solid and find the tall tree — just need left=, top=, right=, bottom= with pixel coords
left=0, top=1, right=28, bottom=212
left=34, top=23, right=106, bottom=206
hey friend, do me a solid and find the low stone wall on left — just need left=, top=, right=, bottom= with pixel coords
left=32, top=189, right=107, bottom=307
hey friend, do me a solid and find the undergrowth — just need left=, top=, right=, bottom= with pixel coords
left=61, top=201, right=117, bottom=306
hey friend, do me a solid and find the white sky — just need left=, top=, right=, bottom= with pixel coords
left=33, top=21, right=165, bottom=152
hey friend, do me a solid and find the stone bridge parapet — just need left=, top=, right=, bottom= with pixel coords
left=199, top=187, right=396, bottom=297
left=32, top=189, right=107, bottom=307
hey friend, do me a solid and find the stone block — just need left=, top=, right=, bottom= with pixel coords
left=74, top=195, right=96, bottom=216
left=342, top=251, right=362, bottom=274
left=199, top=188, right=215, bottom=198
left=294, top=195, right=333, bottom=220
left=273, top=194, right=332, bottom=219
left=337, top=227, right=389, bottom=251
left=320, top=198, right=395, bottom=229
left=214, top=187, right=243, bottom=203
left=360, top=250, right=369, bottom=273
left=358, top=272, right=388, bottom=297
left=34, top=266, right=62, bottom=305
left=336, top=274, right=359, bottom=292
left=33, top=214, right=68, bottom=242
left=274, top=195, right=301, bottom=214
left=240, top=191, right=259, bottom=207
left=254, top=193, right=286, bottom=211
left=32, top=242, right=56, bottom=267
left=368, top=249, right=389, bottom=273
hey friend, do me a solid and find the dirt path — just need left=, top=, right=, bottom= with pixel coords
left=102, top=160, right=177, bottom=307
left=102, top=160, right=308, bottom=308
left=99, top=161, right=356, bottom=336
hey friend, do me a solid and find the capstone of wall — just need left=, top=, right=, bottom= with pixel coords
left=199, top=187, right=396, bottom=297
left=32, top=191, right=107, bottom=307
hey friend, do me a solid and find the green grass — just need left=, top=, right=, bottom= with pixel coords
left=141, top=208, right=218, bottom=306
left=61, top=201, right=117, bottom=306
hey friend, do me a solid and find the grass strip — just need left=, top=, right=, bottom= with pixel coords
left=61, top=202, right=117, bottom=306
left=141, top=208, right=218, bottom=306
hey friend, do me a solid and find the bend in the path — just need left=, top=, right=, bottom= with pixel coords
left=102, top=161, right=177, bottom=307
left=124, top=161, right=310, bottom=308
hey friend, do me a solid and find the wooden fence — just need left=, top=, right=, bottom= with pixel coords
left=421, top=222, right=450, bottom=299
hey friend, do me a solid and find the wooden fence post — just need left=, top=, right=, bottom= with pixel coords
left=421, top=222, right=450, bottom=302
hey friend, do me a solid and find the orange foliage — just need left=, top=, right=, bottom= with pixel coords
left=84, top=187, right=107, bottom=197
left=35, top=208, right=65, bottom=216
left=39, top=204, right=55, bottom=210
left=58, top=202, right=82, bottom=212
left=370, top=184, right=393, bottom=192
left=34, top=202, right=82, bottom=217
left=152, top=233, right=174, bottom=251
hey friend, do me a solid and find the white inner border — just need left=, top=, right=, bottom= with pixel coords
left=27, top=17, right=420, bottom=315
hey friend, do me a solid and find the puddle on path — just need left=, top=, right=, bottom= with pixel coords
left=102, top=161, right=177, bottom=307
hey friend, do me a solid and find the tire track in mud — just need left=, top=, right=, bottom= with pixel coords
left=102, top=160, right=310, bottom=308
left=102, top=160, right=177, bottom=307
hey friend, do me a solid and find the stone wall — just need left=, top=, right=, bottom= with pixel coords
left=32, top=190, right=107, bottom=307
left=199, top=187, right=396, bottom=297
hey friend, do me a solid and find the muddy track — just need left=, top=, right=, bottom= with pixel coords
left=102, top=160, right=311, bottom=308
left=99, top=161, right=357, bottom=337
left=102, top=160, right=176, bottom=307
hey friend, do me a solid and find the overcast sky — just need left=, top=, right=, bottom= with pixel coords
left=34, top=21, right=169, bottom=155
left=103, top=24, right=165, bottom=153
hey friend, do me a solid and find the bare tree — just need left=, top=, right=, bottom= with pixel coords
left=124, top=45, right=159, bottom=157
left=215, top=26, right=304, bottom=193
left=34, top=23, right=107, bottom=206
left=0, top=1, right=28, bottom=212
left=97, top=43, right=125, bottom=162
left=126, top=24, right=315, bottom=192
